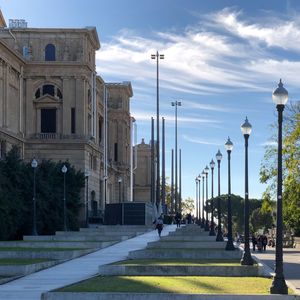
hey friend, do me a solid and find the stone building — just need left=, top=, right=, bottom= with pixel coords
left=0, top=11, right=133, bottom=224
left=133, top=138, right=151, bottom=202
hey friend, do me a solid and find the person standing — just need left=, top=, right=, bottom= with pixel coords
left=175, top=211, right=181, bottom=228
left=156, top=216, right=164, bottom=237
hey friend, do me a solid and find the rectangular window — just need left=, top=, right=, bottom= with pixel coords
left=41, top=109, right=56, bottom=133
left=114, top=143, right=118, bottom=162
left=88, top=114, right=92, bottom=135
left=98, top=118, right=102, bottom=143
left=71, top=108, right=76, bottom=134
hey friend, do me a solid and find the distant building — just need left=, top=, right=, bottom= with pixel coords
left=133, top=138, right=151, bottom=202
left=0, top=11, right=133, bottom=224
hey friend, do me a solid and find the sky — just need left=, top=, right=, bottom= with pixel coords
left=2, top=0, right=300, bottom=203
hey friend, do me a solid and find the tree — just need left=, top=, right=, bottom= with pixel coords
left=0, top=146, right=85, bottom=240
left=181, top=197, right=195, bottom=215
left=260, top=102, right=300, bottom=235
left=209, top=194, right=261, bottom=234
left=250, top=208, right=273, bottom=234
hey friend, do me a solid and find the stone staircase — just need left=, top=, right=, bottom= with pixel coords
left=0, top=225, right=152, bottom=280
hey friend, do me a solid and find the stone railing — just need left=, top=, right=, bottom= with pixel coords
left=30, top=133, right=89, bottom=140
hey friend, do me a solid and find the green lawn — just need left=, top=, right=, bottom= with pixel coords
left=0, top=258, right=52, bottom=265
left=58, top=276, right=278, bottom=294
left=114, top=259, right=243, bottom=266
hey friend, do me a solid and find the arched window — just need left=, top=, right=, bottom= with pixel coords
left=35, top=85, right=62, bottom=99
left=45, top=44, right=56, bottom=61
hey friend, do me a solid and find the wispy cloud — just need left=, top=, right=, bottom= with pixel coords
left=213, top=8, right=300, bottom=51
left=260, top=140, right=277, bottom=147
left=182, top=134, right=223, bottom=146
left=96, top=7, right=300, bottom=104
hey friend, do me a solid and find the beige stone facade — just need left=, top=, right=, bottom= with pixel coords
left=0, top=12, right=133, bottom=223
left=133, top=139, right=151, bottom=202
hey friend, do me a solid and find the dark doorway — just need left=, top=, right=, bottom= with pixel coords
left=41, top=108, right=56, bottom=133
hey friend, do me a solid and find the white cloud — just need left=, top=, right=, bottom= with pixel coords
left=96, top=7, right=300, bottom=103
left=213, top=8, right=300, bottom=51
left=182, top=134, right=223, bottom=146
left=260, top=140, right=277, bottom=147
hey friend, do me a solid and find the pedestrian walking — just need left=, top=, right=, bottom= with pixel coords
left=252, top=235, right=257, bottom=252
left=175, top=211, right=182, bottom=228
left=156, top=216, right=164, bottom=237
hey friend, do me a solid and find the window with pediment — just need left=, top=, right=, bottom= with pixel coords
left=35, top=84, right=62, bottom=100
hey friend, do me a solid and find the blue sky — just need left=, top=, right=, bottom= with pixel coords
left=2, top=0, right=300, bottom=202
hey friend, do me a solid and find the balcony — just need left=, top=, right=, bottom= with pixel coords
left=30, top=133, right=91, bottom=140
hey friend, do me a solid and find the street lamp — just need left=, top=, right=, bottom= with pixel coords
left=201, top=170, right=205, bottom=228
left=216, top=150, right=224, bottom=242
left=197, top=175, right=201, bottom=222
left=270, top=79, right=288, bottom=295
left=225, top=137, right=235, bottom=250
left=31, top=158, right=38, bottom=236
left=240, top=117, right=254, bottom=265
left=85, top=170, right=90, bottom=228
left=171, top=100, right=182, bottom=212
left=118, top=177, right=123, bottom=203
left=209, top=159, right=216, bottom=236
left=151, top=51, right=164, bottom=210
left=61, top=164, right=68, bottom=231
left=204, top=165, right=210, bottom=231
left=195, top=177, right=198, bottom=222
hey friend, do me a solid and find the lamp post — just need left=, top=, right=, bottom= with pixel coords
left=209, top=159, right=216, bottom=236
left=225, top=137, right=235, bottom=250
left=201, top=170, right=205, bottom=228
left=118, top=177, right=122, bottom=203
left=61, top=164, right=68, bottom=231
left=240, top=117, right=254, bottom=265
left=204, top=165, right=210, bottom=231
left=216, top=150, right=224, bottom=241
left=195, top=177, right=198, bottom=222
left=151, top=51, right=164, bottom=210
left=197, top=175, right=201, bottom=222
left=171, top=100, right=182, bottom=212
left=31, top=158, right=38, bottom=236
left=85, top=170, right=90, bottom=228
left=270, top=79, right=288, bottom=295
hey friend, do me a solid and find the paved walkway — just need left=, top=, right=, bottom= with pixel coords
left=252, top=247, right=300, bottom=294
left=0, top=225, right=177, bottom=300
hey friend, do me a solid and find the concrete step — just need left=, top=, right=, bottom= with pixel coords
left=55, top=231, right=137, bottom=237
left=0, top=248, right=94, bottom=260
left=23, top=235, right=122, bottom=242
left=79, top=226, right=153, bottom=232
left=128, top=248, right=242, bottom=260
left=0, top=240, right=116, bottom=249
left=0, top=260, right=59, bottom=276
left=160, top=235, right=218, bottom=242
left=98, top=264, right=263, bottom=277
left=146, top=241, right=227, bottom=249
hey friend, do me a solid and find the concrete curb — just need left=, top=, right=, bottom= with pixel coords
left=41, top=292, right=300, bottom=300
left=128, top=249, right=242, bottom=259
left=98, top=264, right=262, bottom=276
left=0, top=260, right=59, bottom=276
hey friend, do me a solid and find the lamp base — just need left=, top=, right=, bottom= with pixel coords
left=216, top=231, right=224, bottom=241
left=240, top=250, right=254, bottom=265
left=204, top=221, right=209, bottom=231
left=225, top=240, right=235, bottom=251
left=209, top=228, right=216, bottom=236
left=270, top=277, right=288, bottom=294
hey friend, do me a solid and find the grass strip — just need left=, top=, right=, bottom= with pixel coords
left=58, top=276, right=279, bottom=294
left=113, top=259, right=243, bottom=266
left=0, top=258, right=52, bottom=265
